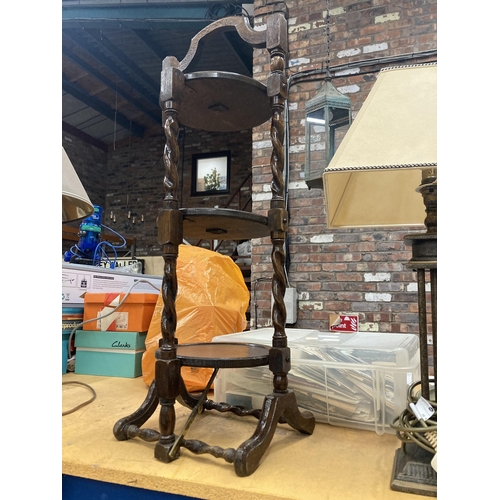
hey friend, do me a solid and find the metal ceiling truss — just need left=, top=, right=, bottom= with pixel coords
left=84, top=28, right=159, bottom=95
left=62, top=1, right=250, bottom=146
left=62, top=46, right=161, bottom=125
left=63, top=29, right=159, bottom=106
left=62, top=121, right=108, bottom=152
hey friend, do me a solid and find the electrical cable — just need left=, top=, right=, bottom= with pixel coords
left=287, top=49, right=437, bottom=89
left=62, top=381, right=97, bottom=416
left=93, top=223, right=128, bottom=267
left=390, top=380, right=437, bottom=455
left=93, top=241, right=117, bottom=267
left=206, top=3, right=248, bottom=20
left=66, top=244, right=83, bottom=260
left=102, top=223, right=127, bottom=248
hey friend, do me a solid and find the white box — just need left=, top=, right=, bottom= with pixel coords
left=62, top=262, right=162, bottom=306
left=213, top=328, right=420, bottom=435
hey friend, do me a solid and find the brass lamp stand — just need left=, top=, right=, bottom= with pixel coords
left=390, top=170, right=437, bottom=496
left=405, top=169, right=437, bottom=402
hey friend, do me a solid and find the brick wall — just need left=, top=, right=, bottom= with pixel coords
left=250, top=0, right=437, bottom=334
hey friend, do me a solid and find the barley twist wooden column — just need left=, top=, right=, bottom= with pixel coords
left=266, top=13, right=290, bottom=394
left=154, top=57, right=185, bottom=462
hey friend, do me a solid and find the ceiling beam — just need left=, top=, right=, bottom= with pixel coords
left=84, top=28, right=159, bottom=95
left=62, top=3, right=244, bottom=29
left=63, top=46, right=161, bottom=125
left=132, top=29, right=168, bottom=61
left=64, top=29, right=159, bottom=107
left=62, top=121, right=109, bottom=152
left=62, top=77, right=145, bottom=138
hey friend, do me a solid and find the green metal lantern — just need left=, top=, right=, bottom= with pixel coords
left=304, top=74, right=352, bottom=189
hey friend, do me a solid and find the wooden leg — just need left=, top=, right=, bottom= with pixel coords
left=154, top=356, right=181, bottom=463
left=113, top=380, right=160, bottom=441
left=234, top=391, right=315, bottom=477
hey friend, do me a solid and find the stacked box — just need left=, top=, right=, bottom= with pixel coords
left=74, top=330, right=146, bottom=378
left=62, top=307, right=84, bottom=374
left=212, top=328, right=420, bottom=435
left=62, top=262, right=162, bottom=307
left=83, top=292, right=157, bottom=332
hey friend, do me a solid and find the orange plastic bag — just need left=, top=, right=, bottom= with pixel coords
left=142, top=244, right=249, bottom=391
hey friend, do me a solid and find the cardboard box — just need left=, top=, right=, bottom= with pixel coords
left=213, top=328, right=420, bottom=435
left=62, top=306, right=84, bottom=334
left=62, top=262, right=161, bottom=306
left=62, top=307, right=83, bottom=375
left=83, top=292, right=158, bottom=332
left=74, top=330, right=146, bottom=378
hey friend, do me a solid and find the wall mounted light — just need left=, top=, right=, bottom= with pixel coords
left=304, top=72, right=351, bottom=189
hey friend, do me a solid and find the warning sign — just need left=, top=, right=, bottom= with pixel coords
left=329, top=313, right=359, bottom=333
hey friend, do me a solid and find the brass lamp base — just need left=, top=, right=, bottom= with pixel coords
left=390, top=444, right=437, bottom=497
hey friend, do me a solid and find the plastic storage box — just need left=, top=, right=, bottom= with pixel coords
left=213, top=328, right=420, bottom=435
left=83, top=292, right=158, bottom=332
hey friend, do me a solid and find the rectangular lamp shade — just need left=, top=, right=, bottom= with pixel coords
left=323, top=63, right=437, bottom=228
left=62, top=147, right=94, bottom=223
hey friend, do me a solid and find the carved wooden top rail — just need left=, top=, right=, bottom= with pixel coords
left=178, top=16, right=268, bottom=73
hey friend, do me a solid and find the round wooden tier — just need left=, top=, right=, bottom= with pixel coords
left=176, top=342, right=270, bottom=369
left=178, top=71, right=272, bottom=132
left=181, top=208, right=269, bottom=240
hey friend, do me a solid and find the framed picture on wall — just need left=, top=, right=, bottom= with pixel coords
left=191, top=151, right=230, bottom=196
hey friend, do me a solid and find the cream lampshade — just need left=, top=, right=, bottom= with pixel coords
left=62, top=147, right=94, bottom=223
left=323, top=63, right=437, bottom=229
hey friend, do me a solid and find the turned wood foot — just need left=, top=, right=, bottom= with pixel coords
left=281, top=391, right=316, bottom=435
left=113, top=380, right=159, bottom=441
left=234, top=391, right=315, bottom=477
left=154, top=435, right=180, bottom=463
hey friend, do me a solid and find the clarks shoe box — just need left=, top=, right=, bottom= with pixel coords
left=75, top=330, right=146, bottom=378
left=83, top=292, right=157, bottom=332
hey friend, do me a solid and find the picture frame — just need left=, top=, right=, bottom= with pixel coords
left=191, top=151, right=230, bottom=196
